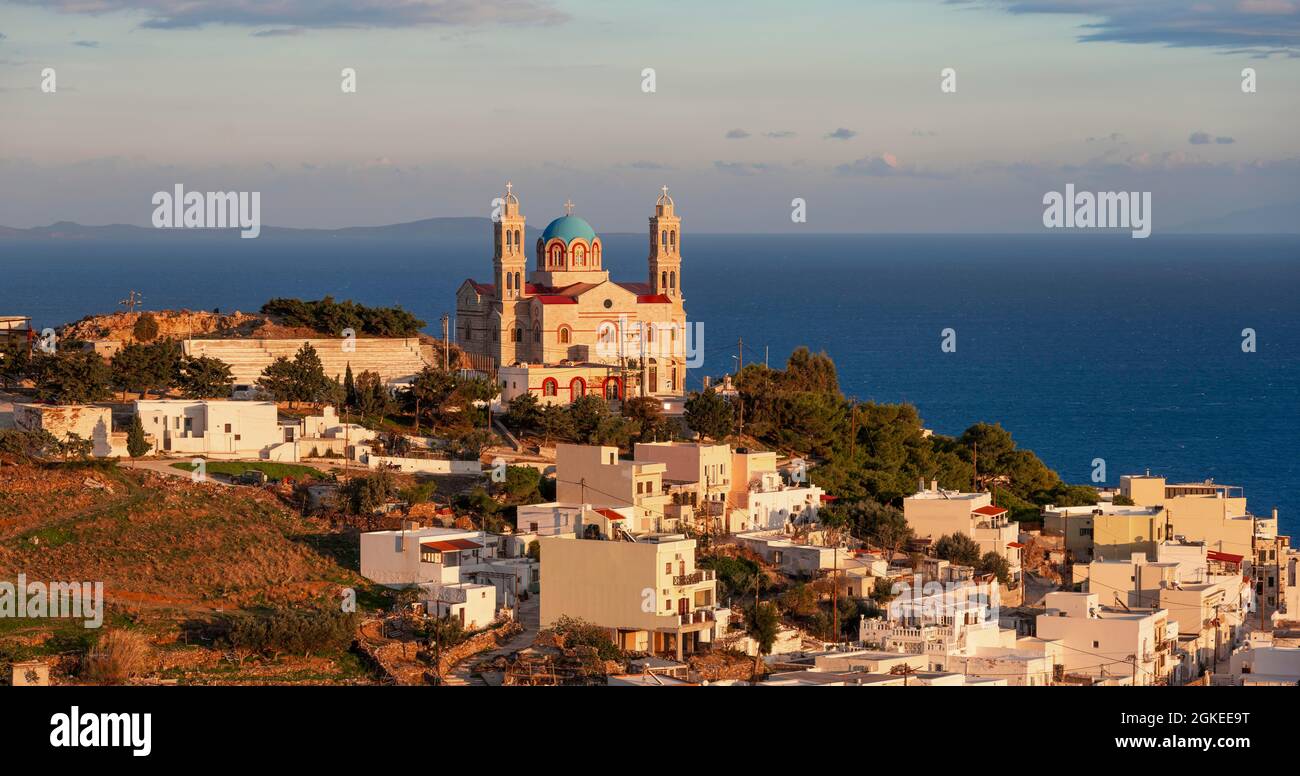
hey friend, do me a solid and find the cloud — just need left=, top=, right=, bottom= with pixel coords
left=824, top=127, right=857, bottom=141
left=1189, top=131, right=1236, bottom=144
left=982, top=0, right=1300, bottom=55
left=73, top=40, right=99, bottom=47
left=251, top=28, right=306, bottom=37
left=713, top=161, right=773, bottom=176
left=10, top=0, right=568, bottom=31
left=724, top=128, right=751, bottom=139
left=835, top=154, right=902, bottom=176
left=765, top=130, right=797, bottom=139
left=1086, top=132, right=1124, bottom=143
left=623, top=160, right=673, bottom=170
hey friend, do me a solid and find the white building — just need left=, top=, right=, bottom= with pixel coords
left=135, top=399, right=290, bottom=458
left=360, top=526, right=538, bottom=610
left=1035, top=592, right=1178, bottom=686
left=418, top=581, right=496, bottom=630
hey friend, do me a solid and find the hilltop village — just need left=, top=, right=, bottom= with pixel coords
left=1, top=187, right=1296, bottom=687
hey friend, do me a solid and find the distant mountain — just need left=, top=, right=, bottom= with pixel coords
left=0, top=217, right=542, bottom=240
left=1171, top=202, right=1300, bottom=234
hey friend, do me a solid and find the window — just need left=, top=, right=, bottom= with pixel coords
left=224, top=423, right=232, bottom=433
left=661, top=229, right=668, bottom=246
left=532, top=324, right=540, bottom=344
left=558, top=326, right=571, bottom=344
left=1092, top=641, right=1100, bottom=649
left=669, top=271, right=676, bottom=289
left=665, top=562, right=672, bottom=574
left=542, top=378, right=558, bottom=397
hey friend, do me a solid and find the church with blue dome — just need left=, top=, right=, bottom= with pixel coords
left=456, top=183, right=687, bottom=408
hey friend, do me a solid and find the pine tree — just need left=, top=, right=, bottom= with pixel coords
left=126, top=415, right=150, bottom=458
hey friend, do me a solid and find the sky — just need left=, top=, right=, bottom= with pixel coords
left=0, top=0, right=1298, bottom=232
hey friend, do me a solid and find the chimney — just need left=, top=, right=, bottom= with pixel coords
left=930, top=479, right=938, bottom=493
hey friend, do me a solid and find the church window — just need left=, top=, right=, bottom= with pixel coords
left=670, top=230, right=676, bottom=251
left=542, top=378, right=558, bottom=397
left=558, top=326, right=571, bottom=344
left=533, top=324, right=541, bottom=344
left=670, top=271, right=676, bottom=289
left=569, top=377, right=586, bottom=398
left=514, top=272, right=521, bottom=292
left=506, top=274, right=513, bottom=291
left=598, top=322, right=616, bottom=344
left=512, top=328, right=522, bottom=343
left=506, top=229, right=513, bottom=248
left=661, top=229, right=668, bottom=247
left=514, top=229, right=521, bottom=248
left=661, top=271, right=667, bottom=290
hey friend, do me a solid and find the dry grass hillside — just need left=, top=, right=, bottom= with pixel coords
left=0, top=462, right=389, bottom=684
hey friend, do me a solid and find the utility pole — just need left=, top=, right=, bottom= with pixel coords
left=119, top=290, right=143, bottom=313
left=848, top=399, right=857, bottom=460
left=441, top=313, right=450, bottom=370
left=972, top=441, right=979, bottom=492
left=737, top=338, right=743, bottom=372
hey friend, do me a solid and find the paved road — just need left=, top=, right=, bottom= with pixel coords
left=444, top=596, right=540, bottom=687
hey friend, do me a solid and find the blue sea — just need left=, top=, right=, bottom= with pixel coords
left=2, top=232, right=1297, bottom=535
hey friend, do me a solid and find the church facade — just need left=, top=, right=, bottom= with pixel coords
left=455, top=184, right=688, bottom=407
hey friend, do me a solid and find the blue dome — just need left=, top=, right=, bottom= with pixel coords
left=541, top=215, right=597, bottom=244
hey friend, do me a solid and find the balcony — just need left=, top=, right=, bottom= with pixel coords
left=679, top=609, right=715, bottom=626
left=673, top=569, right=715, bottom=586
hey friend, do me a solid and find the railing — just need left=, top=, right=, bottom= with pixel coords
left=673, top=570, right=714, bottom=586
left=679, top=609, right=715, bottom=625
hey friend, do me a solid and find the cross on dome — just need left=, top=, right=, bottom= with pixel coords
left=563, top=198, right=575, bottom=216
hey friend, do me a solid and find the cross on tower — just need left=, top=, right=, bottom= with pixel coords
left=505, top=181, right=513, bottom=196
left=563, top=198, right=575, bottom=216
left=661, top=185, right=669, bottom=198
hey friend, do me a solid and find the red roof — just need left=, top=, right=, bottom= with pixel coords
left=421, top=538, right=482, bottom=551
left=820, top=494, right=837, bottom=502
left=637, top=294, right=672, bottom=304
left=594, top=508, right=625, bottom=521
left=1007, top=541, right=1025, bottom=549
left=535, top=295, right=578, bottom=305
left=972, top=505, right=1008, bottom=517
left=1207, top=550, right=1243, bottom=564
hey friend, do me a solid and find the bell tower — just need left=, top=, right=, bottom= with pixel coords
left=494, top=182, right=527, bottom=300
left=648, top=186, right=681, bottom=299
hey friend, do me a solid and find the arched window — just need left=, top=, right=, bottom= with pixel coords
left=558, top=326, right=571, bottom=344
left=597, top=321, right=617, bottom=345
left=661, top=229, right=668, bottom=247
left=661, top=271, right=667, bottom=290
left=669, top=271, right=676, bottom=290
left=549, top=243, right=564, bottom=267
left=512, top=327, right=522, bottom=343
left=670, top=230, right=677, bottom=251
left=603, top=377, right=622, bottom=400
left=542, top=378, right=558, bottom=397
left=514, top=272, right=521, bottom=292
left=505, top=229, right=513, bottom=248
left=506, top=273, right=513, bottom=291
left=593, top=242, right=601, bottom=265
left=569, top=377, right=586, bottom=400
left=572, top=243, right=586, bottom=266
left=532, top=323, right=541, bottom=344
left=514, top=229, right=521, bottom=248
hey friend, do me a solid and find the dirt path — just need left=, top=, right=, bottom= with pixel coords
left=443, top=596, right=540, bottom=686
